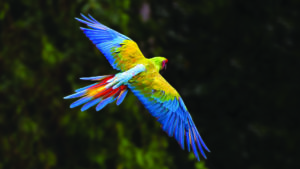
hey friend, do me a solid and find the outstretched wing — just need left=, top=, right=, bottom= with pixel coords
left=76, top=14, right=146, bottom=71
left=129, top=72, right=210, bottom=161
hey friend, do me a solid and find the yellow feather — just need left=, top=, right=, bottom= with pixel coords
left=87, top=86, right=105, bottom=97
left=115, top=40, right=146, bottom=71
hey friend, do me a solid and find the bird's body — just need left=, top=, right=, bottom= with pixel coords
left=64, top=14, right=210, bottom=161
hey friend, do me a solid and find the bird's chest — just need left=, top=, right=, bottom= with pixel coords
left=129, top=62, right=157, bottom=87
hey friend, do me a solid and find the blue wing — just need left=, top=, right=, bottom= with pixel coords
left=75, top=14, right=145, bottom=71
left=128, top=73, right=210, bottom=161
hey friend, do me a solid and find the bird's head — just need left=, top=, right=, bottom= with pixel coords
left=150, top=56, right=168, bottom=72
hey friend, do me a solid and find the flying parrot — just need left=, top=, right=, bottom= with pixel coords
left=64, top=14, right=210, bottom=161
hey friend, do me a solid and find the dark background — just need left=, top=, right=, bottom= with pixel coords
left=1, top=0, right=299, bottom=169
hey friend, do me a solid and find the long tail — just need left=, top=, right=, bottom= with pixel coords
left=64, top=75, right=128, bottom=111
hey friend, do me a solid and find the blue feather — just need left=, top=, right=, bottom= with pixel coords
left=96, top=97, right=115, bottom=111
left=64, top=90, right=86, bottom=99
left=172, top=99, right=179, bottom=111
left=116, top=89, right=128, bottom=105
left=186, top=130, right=191, bottom=152
left=81, top=13, right=98, bottom=24
left=162, top=113, right=173, bottom=134
left=172, top=106, right=183, bottom=122
left=174, top=117, right=180, bottom=143
left=180, top=106, right=188, bottom=122
left=179, top=97, right=188, bottom=111
left=162, top=99, right=172, bottom=110
left=84, top=30, right=114, bottom=44
left=198, top=132, right=210, bottom=152
left=84, top=23, right=106, bottom=31
left=141, top=95, right=152, bottom=104
left=85, top=32, right=112, bottom=39
left=80, top=29, right=111, bottom=39
left=80, top=75, right=109, bottom=81
left=179, top=120, right=185, bottom=150
left=149, top=104, right=164, bottom=117
left=75, top=17, right=89, bottom=25
left=81, top=98, right=102, bottom=111
left=167, top=114, right=176, bottom=137
left=194, top=129, right=207, bottom=159
left=87, top=14, right=99, bottom=23
left=165, top=114, right=174, bottom=136
left=70, top=96, right=92, bottom=108
left=164, top=99, right=173, bottom=111
left=157, top=110, right=171, bottom=125
left=190, top=129, right=200, bottom=161
left=149, top=102, right=160, bottom=110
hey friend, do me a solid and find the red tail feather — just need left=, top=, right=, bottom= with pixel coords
left=86, top=75, right=127, bottom=100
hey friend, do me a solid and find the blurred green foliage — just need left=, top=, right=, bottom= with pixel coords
left=1, top=0, right=299, bottom=169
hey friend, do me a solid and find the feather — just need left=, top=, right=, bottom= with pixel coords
left=162, top=112, right=173, bottom=134
left=167, top=114, right=176, bottom=137
left=70, top=96, right=92, bottom=108
left=96, top=97, right=115, bottom=111
left=190, top=128, right=200, bottom=161
left=80, top=75, right=110, bottom=81
left=186, top=129, right=191, bottom=152
left=64, top=90, right=86, bottom=99
left=81, top=98, right=102, bottom=111
left=198, top=132, right=210, bottom=152
left=87, top=14, right=99, bottom=23
left=82, top=13, right=99, bottom=24
left=116, top=89, right=128, bottom=105
left=179, top=120, right=185, bottom=150
left=194, top=127, right=207, bottom=159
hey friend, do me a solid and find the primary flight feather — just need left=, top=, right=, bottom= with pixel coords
left=64, top=14, right=210, bottom=161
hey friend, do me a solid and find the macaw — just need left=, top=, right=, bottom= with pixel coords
left=64, top=14, right=210, bottom=161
